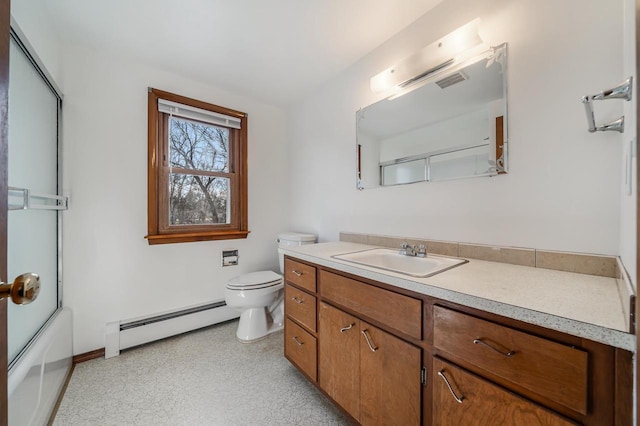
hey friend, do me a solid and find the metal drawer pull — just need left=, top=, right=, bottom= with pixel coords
left=473, top=338, right=516, bottom=357
left=292, top=270, right=303, bottom=277
left=361, top=329, right=378, bottom=352
left=438, top=370, right=464, bottom=404
left=340, top=323, right=354, bottom=333
left=292, top=336, right=304, bottom=346
left=292, top=297, right=304, bottom=304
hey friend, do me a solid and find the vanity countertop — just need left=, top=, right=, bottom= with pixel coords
left=281, top=241, right=635, bottom=351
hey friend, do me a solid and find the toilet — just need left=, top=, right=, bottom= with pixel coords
left=225, top=232, right=317, bottom=342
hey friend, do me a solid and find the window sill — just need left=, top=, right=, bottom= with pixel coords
left=145, top=230, right=250, bottom=245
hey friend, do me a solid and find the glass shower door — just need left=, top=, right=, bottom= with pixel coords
left=6, top=33, right=62, bottom=365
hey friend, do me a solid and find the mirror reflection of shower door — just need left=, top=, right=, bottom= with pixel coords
left=6, top=31, right=63, bottom=366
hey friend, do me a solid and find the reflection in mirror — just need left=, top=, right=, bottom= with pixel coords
left=357, top=43, right=508, bottom=189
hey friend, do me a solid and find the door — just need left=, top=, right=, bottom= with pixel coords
left=318, top=302, right=360, bottom=420
left=7, top=19, right=62, bottom=368
left=360, top=322, right=421, bottom=426
left=1, top=4, right=63, bottom=425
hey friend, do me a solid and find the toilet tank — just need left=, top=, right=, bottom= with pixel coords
left=277, top=232, right=317, bottom=273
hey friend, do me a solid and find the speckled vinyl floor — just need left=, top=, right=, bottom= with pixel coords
left=53, top=320, right=351, bottom=426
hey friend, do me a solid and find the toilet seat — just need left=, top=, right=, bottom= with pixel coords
left=226, top=271, right=283, bottom=291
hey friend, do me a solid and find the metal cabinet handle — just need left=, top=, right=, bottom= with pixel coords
left=361, top=329, right=378, bottom=352
left=438, top=370, right=464, bottom=404
left=473, top=338, right=516, bottom=357
left=291, top=297, right=304, bottom=304
left=292, top=270, right=303, bottom=277
left=292, top=336, right=304, bottom=346
left=340, top=323, right=354, bottom=333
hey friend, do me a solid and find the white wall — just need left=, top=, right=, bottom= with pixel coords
left=12, top=0, right=636, bottom=354
left=11, top=2, right=61, bottom=83
left=621, top=0, right=637, bottom=287
left=288, top=0, right=625, bottom=256
left=60, top=44, right=290, bottom=354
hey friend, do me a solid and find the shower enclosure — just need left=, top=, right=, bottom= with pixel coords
left=4, top=21, right=72, bottom=425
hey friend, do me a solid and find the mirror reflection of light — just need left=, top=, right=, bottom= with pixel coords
left=370, top=18, right=484, bottom=94
left=387, top=43, right=500, bottom=101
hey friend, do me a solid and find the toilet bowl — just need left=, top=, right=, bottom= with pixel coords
left=225, top=232, right=317, bottom=342
left=225, top=271, right=284, bottom=342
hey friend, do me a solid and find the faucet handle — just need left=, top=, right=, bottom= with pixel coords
left=399, top=242, right=410, bottom=255
left=416, top=244, right=427, bottom=258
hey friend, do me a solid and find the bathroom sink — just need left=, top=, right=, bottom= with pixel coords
left=332, top=248, right=468, bottom=278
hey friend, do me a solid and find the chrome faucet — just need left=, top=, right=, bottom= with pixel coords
left=399, top=242, right=415, bottom=256
left=399, top=243, right=427, bottom=257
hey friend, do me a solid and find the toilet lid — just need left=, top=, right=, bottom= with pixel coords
left=226, top=271, right=283, bottom=290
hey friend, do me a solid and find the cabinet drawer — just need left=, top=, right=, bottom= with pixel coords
left=285, top=284, right=317, bottom=332
left=433, top=358, right=575, bottom=426
left=319, top=270, right=422, bottom=340
left=433, top=306, right=588, bottom=415
left=285, top=318, right=317, bottom=381
left=284, top=258, right=316, bottom=292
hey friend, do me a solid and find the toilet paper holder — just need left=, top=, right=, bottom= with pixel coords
left=222, top=250, right=239, bottom=266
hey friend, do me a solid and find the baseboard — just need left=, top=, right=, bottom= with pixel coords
left=72, top=348, right=105, bottom=364
left=107, top=301, right=236, bottom=358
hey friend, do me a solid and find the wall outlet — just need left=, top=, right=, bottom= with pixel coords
left=222, top=250, right=239, bottom=266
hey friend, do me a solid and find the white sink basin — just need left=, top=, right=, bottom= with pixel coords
left=332, top=248, right=468, bottom=278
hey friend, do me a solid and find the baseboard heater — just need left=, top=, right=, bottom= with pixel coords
left=105, top=300, right=238, bottom=358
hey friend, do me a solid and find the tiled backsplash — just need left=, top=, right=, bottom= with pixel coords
left=339, top=232, right=620, bottom=278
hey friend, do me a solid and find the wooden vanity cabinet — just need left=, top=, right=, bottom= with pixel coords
left=359, top=317, right=422, bottom=426
left=317, top=302, right=361, bottom=419
left=433, top=306, right=588, bottom=415
left=284, top=318, right=317, bottom=381
left=283, top=259, right=318, bottom=382
left=282, top=256, right=632, bottom=426
left=317, top=268, right=424, bottom=425
left=284, top=284, right=316, bottom=332
left=284, top=258, right=316, bottom=292
left=318, top=301, right=422, bottom=425
left=432, top=358, right=575, bottom=426
left=431, top=304, right=629, bottom=425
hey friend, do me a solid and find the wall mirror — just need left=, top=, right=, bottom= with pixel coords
left=356, top=43, right=508, bottom=189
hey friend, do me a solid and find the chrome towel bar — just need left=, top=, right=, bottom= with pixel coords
left=8, top=186, right=68, bottom=211
left=581, top=77, right=633, bottom=133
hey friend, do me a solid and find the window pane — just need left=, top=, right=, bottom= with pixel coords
left=430, top=146, right=490, bottom=181
left=382, top=159, right=426, bottom=186
left=169, top=173, right=230, bottom=225
left=169, top=117, right=229, bottom=172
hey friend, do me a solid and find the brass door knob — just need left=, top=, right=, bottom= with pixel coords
left=0, top=273, right=40, bottom=305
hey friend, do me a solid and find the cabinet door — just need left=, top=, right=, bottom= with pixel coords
left=318, top=302, right=360, bottom=420
left=360, top=321, right=421, bottom=426
left=432, top=358, right=575, bottom=426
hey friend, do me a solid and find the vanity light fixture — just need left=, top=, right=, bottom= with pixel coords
left=370, top=19, right=484, bottom=94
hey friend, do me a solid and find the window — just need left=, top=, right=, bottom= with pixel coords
left=146, top=88, right=248, bottom=244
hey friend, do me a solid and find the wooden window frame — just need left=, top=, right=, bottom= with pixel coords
left=146, top=88, right=249, bottom=245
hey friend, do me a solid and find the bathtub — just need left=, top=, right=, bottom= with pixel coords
left=8, top=308, right=73, bottom=425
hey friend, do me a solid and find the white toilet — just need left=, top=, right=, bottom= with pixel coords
left=225, top=232, right=317, bottom=342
